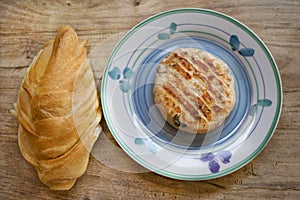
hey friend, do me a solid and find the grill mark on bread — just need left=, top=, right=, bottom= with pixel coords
left=191, top=53, right=232, bottom=99
left=192, top=71, right=226, bottom=104
left=172, top=64, right=192, bottom=80
left=177, top=81, right=208, bottom=121
left=172, top=53, right=193, bottom=71
left=162, top=83, right=199, bottom=120
left=193, top=57, right=229, bottom=96
left=174, top=52, right=229, bottom=103
left=165, top=52, right=226, bottom=116
left=213, top=105, right=222, bottom=113
left=177, top=50, right=234, bottom=100
left=167, top=70, right=211, bottom=122
left=177, top=54, right=224, bottom=98
left=162, top=56, right=192, bottom=80
left=203, top=56, right=225, bottom=77
left=164, top=61, right=208, bottom=117
left=154, top=48, right=236, bottom=134
left=202, top=57, right=233, bottom=95
left=191, top=56, right=209, bottom=72
left=196, top=97, right=212, bottom=121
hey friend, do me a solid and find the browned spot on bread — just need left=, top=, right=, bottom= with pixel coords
left=191, top=56, right=209, bottom=72
left=197, top=97, right=212, bottom=121
left=213, top=105, right=223, bottom=113
left=163, top=83, right=199, bottom=119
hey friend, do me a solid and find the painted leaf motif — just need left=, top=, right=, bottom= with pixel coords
left=157, top=32, right=170, bottom=40
left=169, top=22, right=177, bottom=34
left=258, top=99, right=272, bottom=107
left=249, top=105, right=258, bottom=116
left=119, top=80, right=131, bottom=92
left=135, top=138, right=159, bottom=153
left=238, top=48, right=255, bottom=57
left=217, top=151, right=232, bottom=164
left=209, top=159, right=220, bottom=173
left=146, top=140, right=158, bottom=153
left=134, top=138, right=144, bottom=145
left=108, top=67, right=121, bottom=80
left=123, top=67, right=134, bottom=79
left=200, top=153, right=215, bottom=162
left=230, top=35, right=240, bottom=51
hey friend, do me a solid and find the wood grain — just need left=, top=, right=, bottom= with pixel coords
left=1, top=0, right=300, bottom=199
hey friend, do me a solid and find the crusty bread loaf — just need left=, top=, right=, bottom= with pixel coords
left=13, top=26, right=102, bottom=190
left=153, top=48, right=236, bottom=134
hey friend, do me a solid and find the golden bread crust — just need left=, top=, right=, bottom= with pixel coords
left=15, top=26, right=102, bottom=190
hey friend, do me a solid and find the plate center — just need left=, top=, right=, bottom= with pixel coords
left=131, top=36, right=251, bottom=150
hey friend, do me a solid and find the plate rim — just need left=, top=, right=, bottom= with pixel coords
left=101, top=8, right=283, bottom=180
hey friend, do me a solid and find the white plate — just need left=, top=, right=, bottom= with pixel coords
left=101, top=8, right=282, bottom=180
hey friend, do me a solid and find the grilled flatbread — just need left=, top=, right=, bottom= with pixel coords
left=153, top=48, right=236, bottom=134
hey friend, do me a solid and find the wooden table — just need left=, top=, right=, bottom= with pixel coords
left=1, top=0, right=299, bottom=199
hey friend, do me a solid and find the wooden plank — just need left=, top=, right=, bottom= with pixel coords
left=1, top=0, right=299, bottom=199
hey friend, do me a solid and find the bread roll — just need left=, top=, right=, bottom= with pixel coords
left=153, top=48, right=236, bottom=134
left=13, top=26, right=102, bottom=190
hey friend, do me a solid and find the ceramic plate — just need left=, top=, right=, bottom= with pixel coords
left=101, top=8, right=282, bottom=180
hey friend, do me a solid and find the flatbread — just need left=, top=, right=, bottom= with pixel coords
left=153, top=48, right=236, bottom=134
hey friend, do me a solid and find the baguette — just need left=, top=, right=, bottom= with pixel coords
left=13, top=26, right=102, bottom=190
